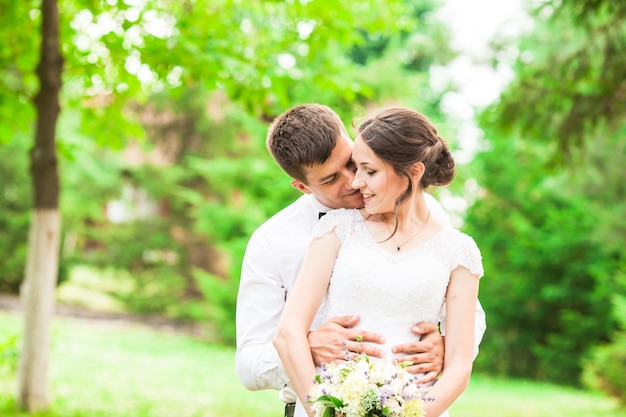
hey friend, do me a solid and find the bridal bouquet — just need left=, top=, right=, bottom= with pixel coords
left=306, top=354, right=430, bottom=417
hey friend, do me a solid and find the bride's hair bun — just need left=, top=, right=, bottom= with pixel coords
left=356, top=107, right=456, bottom=191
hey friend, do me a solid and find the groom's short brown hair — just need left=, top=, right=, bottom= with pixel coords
left=266, top=104, right=348, bottom=184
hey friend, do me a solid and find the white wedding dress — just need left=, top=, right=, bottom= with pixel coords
left=294, top=208, right=483, bottom=417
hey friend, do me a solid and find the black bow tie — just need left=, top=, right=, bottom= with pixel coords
left=318, top=212, right=327, bottom=219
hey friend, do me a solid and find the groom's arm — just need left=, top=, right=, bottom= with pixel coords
left=235, top=232, right=289, bottom=391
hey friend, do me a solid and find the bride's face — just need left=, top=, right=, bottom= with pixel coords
left=350, top=136, right=408, bottom=215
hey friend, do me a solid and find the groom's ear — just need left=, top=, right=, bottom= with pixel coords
left=291, top=179, right=312, bottom=195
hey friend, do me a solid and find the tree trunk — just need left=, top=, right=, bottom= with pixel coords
left=17, top=0, right=62, bottom=412
left=17, top=211, right=60, bottom=411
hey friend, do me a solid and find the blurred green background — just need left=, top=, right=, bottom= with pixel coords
left=1, top=0, right=625, bottom=415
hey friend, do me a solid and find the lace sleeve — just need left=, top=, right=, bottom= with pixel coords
left=451, top=231, right=484, bottom=278
left=312, top=209, right=358, bottom=243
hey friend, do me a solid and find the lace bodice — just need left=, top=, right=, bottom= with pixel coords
left=313, top=208, right=483, bottom=359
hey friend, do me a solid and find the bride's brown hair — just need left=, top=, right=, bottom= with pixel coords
left=355, top=107, right=456, bottom=211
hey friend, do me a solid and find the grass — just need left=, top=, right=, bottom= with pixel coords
left=0, top=310, right=622, bottom=417
left=0, top=311, right=276, bottom=417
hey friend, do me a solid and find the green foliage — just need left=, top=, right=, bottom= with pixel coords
left=0, top=136, right=32, bottom=293
left=56, top=0, right=421, bottom=129
left=52, top=4, right=460, bottom=339
left=582, top=267, right=626, bottom=405
left=465, top=128, right=618, bottom=385
left=191, top=269, right=239, bottom=344
left=583, top=330, right=626, bottom=406
left=2, top=0, right=428, bottom=147
left=60, top=100, right=299, bottom=343
left=0, top=0, right=460, bottom=348
left=0, top=0, right=39, bottom=143
left=80, top=220, right=189, bottom=315
left=466, top=0, right=626, bottom=387
left=0, top=134, right=75, bottom=292
left=0, top=333, right=19, bottom=377
left=490, top=0, right=626, bottom=163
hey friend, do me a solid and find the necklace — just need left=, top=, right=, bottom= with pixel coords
left=383, top=210, right=431, bottom=251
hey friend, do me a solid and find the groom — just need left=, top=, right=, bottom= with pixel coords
left=235, top=104, right=486, bottom=417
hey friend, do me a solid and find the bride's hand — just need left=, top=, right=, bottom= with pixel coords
left=391, top=322, right=444, bottom=383
left=307, top=315, right=385, bottom=366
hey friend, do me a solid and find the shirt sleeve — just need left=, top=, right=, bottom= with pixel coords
left=472, top=299, right=487, bottom=358
left=438, top=299, right=486, bottom=361
left=235, top=230, right=290, bottom=391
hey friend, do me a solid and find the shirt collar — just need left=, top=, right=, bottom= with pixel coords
left=309, top=195, right=333, bottom=217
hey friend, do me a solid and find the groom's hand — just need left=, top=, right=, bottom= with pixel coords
left=391, top=322, right=444, bottom=383
left=308, top=315, right=385, bottom=366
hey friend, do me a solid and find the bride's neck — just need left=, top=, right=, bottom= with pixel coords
left=382, top=195, right=428, bottom=232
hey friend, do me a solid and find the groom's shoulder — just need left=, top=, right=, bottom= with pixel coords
left=252, top=194, right=313, bottom=237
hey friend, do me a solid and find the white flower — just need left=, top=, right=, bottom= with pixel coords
left=307, top=354, right=429, bottom=417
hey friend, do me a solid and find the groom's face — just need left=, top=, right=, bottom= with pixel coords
left=291, top=134, right=364, bottom=210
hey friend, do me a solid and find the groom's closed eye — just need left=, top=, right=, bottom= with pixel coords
left=322, top=176, right=337, bottom=185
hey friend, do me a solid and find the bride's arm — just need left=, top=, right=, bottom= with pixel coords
left=273, top=231, right=341, bottom=413
left=422, top=266, right=479, bottom=417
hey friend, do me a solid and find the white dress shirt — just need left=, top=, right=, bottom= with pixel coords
left=235, top=192, right=486, bottom=404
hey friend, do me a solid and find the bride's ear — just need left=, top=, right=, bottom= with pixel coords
left=409, top=162, right=425, bottom=183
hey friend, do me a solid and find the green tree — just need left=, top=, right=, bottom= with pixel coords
left=53, top=0, right=457, bottom=346
left=490, top=0, right=626, bottom=161
left=16, top=0, right=62, bottom=412
left=465, top=127, right=618, bottom=384
left=466, top=0, right=626, bottom=388
left=0, top=136, right=32, bottom=294
left=1, top=0, right=452, bottom=411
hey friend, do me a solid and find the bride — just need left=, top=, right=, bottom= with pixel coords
left=273, top=107, right=483, bottom=417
